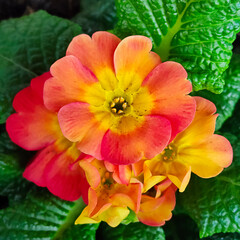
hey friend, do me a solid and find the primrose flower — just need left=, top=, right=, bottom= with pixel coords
left=75, top=159, right=142, bottom=227
left=6, top=73, right=89, bottom=201
left=143, top=97, right=233, bottom=192
left=44, top=31, right=196, bottom=165
left=137, top=179, right=176, bottom=226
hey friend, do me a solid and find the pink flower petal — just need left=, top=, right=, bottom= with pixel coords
left=44, top=150, right=88, bottom=201
left=143, top=61, right=196, bottom=140
left=23, top=144, right=57, bottom=186
left=101, top=115, right=171, bottom=164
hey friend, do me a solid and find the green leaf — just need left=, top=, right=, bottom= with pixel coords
left=0, top=130, right=19, bottom=154
left=0, top=189, right=97, bottom=240
left=177, top=133, right=240, bottom=238
left=97, top=222, right=165, bottom=240
left=0, top=153, right=28, bottom=197
left=0, top=129, right=35, bottom=201
left=221, top=99, right=240, bottom=137
left=120, top=208, right=138, bottom=225
left=206, top=232, right=240, bottom=240
left=72, top=0, right=117, bottom=35
left=192, top=53, right=240, bottom=130
left=0, top=10, right=82, bottom=124
left=114, top=0, right=240, bottom=93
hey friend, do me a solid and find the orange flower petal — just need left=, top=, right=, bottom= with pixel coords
left=58, top=102, right=108, bottom=159
left=180, top=134, right=233, bottom=178
left=67, top=32, right=121, bottom=90
left=114, top=183, right=142, bottom=212
left=101, top=115, right=171, bottom=164
left=88, top=188, right=99, bottom=215
left=76, top=121, right=107, bottom=160
left=114, top=35, right=161, bottom=92
left=79, top=160, right=101, bottom=189
left=44, top=55, right=101, bottom=112
left=143, top=61, right=196, bottom=140
left=118, top=165, right=132, bottom=185
left=137, top=186, right=176, bottom=226
left=175, top=97, right=218, bottom=147
left=167, top=163, right=191, bottom=192
left=58, top=102, right=97, bottom=141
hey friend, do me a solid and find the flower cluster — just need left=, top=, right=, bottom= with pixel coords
left=6, top=32, right=233, bottom=227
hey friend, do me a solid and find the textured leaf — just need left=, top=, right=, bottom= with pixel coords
left=0, top=189, right=96, bottom=240
left=0, top=10, right=82, bottom=123
left=192, top=53, right=240, bottom=130
left=177, top=133, right=240, bottom=237
left=0, top=153, right=26, bottom=196
left=72, top=0, right=116, bottom=35
left=0, top=129, right=34, bottom=201
left=114, top=0, right=240, bottom=93
left=97, top=222, right=165, bottom=240
left=207, top=232, right=240, bottom=240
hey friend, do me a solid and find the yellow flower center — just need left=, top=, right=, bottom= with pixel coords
left=110, top=97, right=128, bottom=115
left=101, top=172, right=114, bottom=189
left=161, top=144, right=177, bottom=162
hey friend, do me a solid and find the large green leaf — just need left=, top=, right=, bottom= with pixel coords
left=72, top=0, right=117, bottom=35
left=0, top=152, right=29, bottom=198
left=0, top=189, right=97, bottom=240
left=97, top=222, right=165, bottom=240
left=207, top=233, right=240, bottom=240
left=192, top=53, right=240, bottom=130
left=177, top=133, right=240, bottom=238
left=114, top=0, right=240, bottom=93
left=0, top=10, right=82, bottom=124
left=0, top=130, right=33, bottom=201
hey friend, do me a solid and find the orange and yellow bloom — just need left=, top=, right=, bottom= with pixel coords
left=44, top=31, right=196, bottom=165
left=5, top=31, right=233, bottom=229
left=143, top=97, right=233, bottom=192
left=76, top=158, right=142, bottom=227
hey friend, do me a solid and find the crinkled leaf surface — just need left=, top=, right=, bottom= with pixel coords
left=72, top=0, right=117, bottom=35
left=177, top=133, right=240, bottom=238
left=97, top=222, right=165, bottom=240
left=114, top=0, right=240, bottom=93
left=0, top=189, right=98, bottom=240
left=0, top=130, right=33, bottom=201
left=0, top=152, right=30, bottom=199
left=0, top=10, right=82, bottom=123
left=192, top=53, right=240, bottom=130
left=207, top=232, right=240, bottom=240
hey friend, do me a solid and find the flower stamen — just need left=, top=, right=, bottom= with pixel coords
left=162, top=144, right=177, bottom=162
left=102, top=172, right=114, bottom=189
left=110, top=97, right=128, bottom=115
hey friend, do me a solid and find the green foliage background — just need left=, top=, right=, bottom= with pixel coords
left=0, top=0, right=240, bottom=239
